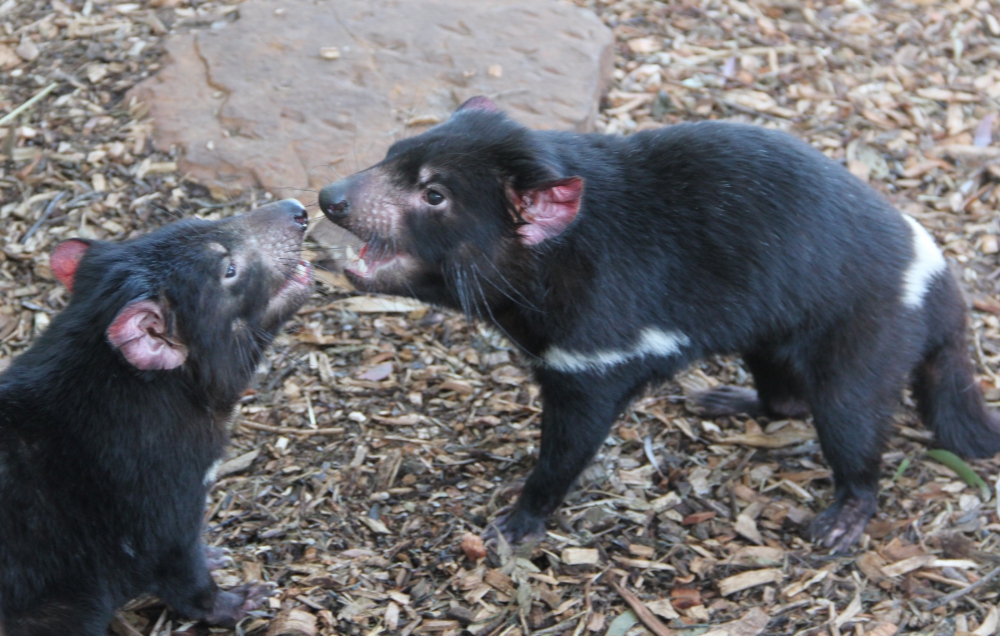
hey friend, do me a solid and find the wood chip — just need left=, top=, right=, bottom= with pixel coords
left=719, top=569, right=783, bottom=596
left=266, top=608, right=317, bottom=636
left=561, top=548, right=600, bottom=565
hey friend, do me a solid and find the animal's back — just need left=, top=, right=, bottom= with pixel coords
left=534, top=121, right=915, bottom=352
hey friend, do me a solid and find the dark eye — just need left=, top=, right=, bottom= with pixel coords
left=425, top=189, right=445, bottom=206
left=225, top=263, right=237, bottom=278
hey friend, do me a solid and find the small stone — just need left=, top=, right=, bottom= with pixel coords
left=348, top=411, right=366, bottom=423
left=282, top=380, right=301, bottom=399
left=982, top=234, right=999, bottom=254
left=627, top=36, right=660, bottom=54
left=988, top=13, right=1000, bottom=37
left=487, top=64, right=503, bottom=78
left=460, top=533, right=487, bottom=560
left=91, top=173, right=107, bottom=192
left=0, top=44, right=21, bottom=70
left=15, top=37, right=39, bottom=62
left=320, top=47, right=340, bottom=60
left=86, top=63, right=108, bottom=84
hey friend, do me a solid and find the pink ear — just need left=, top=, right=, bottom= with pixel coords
left=515, top=177, right=584, bottom=245
left=51, top=239, right=91, bottom=292
left=457, top=96, right=500, bottom=113
left=107, top=300, right=188, bottom=370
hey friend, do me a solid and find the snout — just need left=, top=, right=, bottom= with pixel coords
left=243, top=198, right=310, bottom=233
left=319, top=180, right=352, bottom=223
left=275, top=198, right=309, bottom=231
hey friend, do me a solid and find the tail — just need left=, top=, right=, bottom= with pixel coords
left=913, top=277, right=1000, bottom=458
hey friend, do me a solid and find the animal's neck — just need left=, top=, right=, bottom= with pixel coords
left=4, top=317, right=217, bottom=442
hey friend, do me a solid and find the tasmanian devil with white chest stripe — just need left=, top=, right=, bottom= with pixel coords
left=0, top=200, right=312, bottom=635
left=318, top=96, right=1000, bottom=552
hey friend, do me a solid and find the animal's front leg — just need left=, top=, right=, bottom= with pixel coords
left=154, top=540, right=271, bottom=628
left=490, top=371, right=630, bottom=545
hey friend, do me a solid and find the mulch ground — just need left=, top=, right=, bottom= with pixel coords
left=2, top=0, right=1000, bottom=635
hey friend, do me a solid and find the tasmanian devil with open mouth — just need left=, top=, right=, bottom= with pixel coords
left=0, top=200, right=312, bottom=635
left=318, top=96, right=1000, bottom=553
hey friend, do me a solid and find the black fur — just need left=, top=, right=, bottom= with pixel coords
left=319, top=100, right=1000, bottom=553
left=0, top=200, right=311, bottom=635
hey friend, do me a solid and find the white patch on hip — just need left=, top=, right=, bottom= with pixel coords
left=204, top=459, right=222, bottom=486
left=900, top=215, right=946, bottom=309
left=544, top=327, right=690, bottom=373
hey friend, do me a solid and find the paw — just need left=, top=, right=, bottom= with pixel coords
left=203, top=545, right=233, bottom=571
left=483, top=505, right=547, bottom=548
left=806, top=494, right=877, bottom=554
left=203, top=583, right=275, bottom=628
left=691, top=386, right=762, bottom=417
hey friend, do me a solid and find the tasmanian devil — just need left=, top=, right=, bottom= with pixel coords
left=0, top=199, right=312, bottom=635
left=318, top=96, right=1000, bottom=552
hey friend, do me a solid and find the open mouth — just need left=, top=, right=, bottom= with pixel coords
left=275, top=259, right=313, bottom=297
left=344, top=243, right=401, bottom=279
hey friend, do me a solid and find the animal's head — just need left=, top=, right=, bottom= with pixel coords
left=317, top=97, right=583, bottom=314
left=50, top=199, right=312, bottom=401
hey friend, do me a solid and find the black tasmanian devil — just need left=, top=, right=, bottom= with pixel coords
left=0, top=199, right=312, bottom=635
left=318, top=96, right=1000, bottom=552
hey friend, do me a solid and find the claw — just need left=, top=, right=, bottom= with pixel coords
left=204, top=545, right=234, bottom=570
left=483, top=505, right=547, bottom=549
left=806, top=493, right=877, bottom=554
left=203, top=582, right=276, bottom=628
left=691, top=386, right=762, bottom=417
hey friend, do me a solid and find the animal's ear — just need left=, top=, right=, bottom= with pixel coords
left=107, top=299, right=188, bottom=370
left=513, top=177, right=584, bottom=245
left=50, top=238, right=92, bottom=292
left=456, top=95, right=500, bottom=113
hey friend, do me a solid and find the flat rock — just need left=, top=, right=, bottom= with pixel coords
left=131, top=0, right=614, bottom=202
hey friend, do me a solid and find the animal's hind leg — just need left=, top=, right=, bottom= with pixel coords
left=801, top=328, right=911, bottom=552
left=4, top=596, right=114, bottom=636
left=695, top=351, right=809, bottom=419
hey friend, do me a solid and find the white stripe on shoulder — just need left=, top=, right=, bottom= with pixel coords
left=204, top=459, right=222, bottom=486
left=900, top=215, right=946, bottom=309
left=543, top=327, right=690, bottom=373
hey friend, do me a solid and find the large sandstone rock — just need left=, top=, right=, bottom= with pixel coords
left=132, top=0, right=614, bottom=201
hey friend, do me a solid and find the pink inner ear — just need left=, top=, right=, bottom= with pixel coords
left=457, top=95, right=500, bottom=113
left=50, top=239, right=91, bottom=292
left=516, top=177, right=585, bottom=245
left=107, top=300, right=188, bottom=371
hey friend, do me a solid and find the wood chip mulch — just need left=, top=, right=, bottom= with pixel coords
left=1, top=0, right=1000, bottom=635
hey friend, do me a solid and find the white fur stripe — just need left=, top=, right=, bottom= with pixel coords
left=204, top=459, right=222, bottom=486
left=544, top=327, right=689, bottom=373
left=900, top=215, right=946, bottom=309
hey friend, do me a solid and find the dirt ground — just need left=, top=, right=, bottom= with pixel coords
left=2, top=0, right=1000, bottom=635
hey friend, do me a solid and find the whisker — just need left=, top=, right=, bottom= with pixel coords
left=467, top=260, right=542, bottom=363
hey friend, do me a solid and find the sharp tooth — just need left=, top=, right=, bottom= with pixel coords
left=295, top=262, right=307, bottom=277
left=345, top=245, right=357, bottom=261
left=357, top=258, right=369, bottom=274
